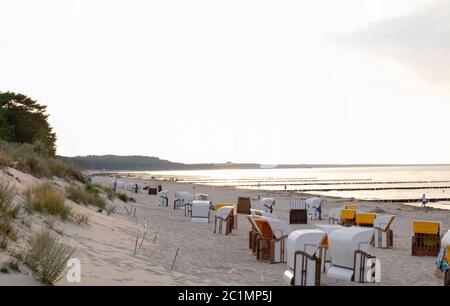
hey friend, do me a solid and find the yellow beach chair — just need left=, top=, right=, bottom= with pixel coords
left=411, top=221, right=441, bottom=256
left=340, top=209, right=356, bottom=226
left=345, top=204, right=358, bottom=210
left=356, top=213, right=376, bottom=227
left=214, top=205, right=235, bottom=235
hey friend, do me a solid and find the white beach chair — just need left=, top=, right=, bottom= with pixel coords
left=315, top=224, right=344, bottom=272
left=111, top=180, right=124, bottom=191
left=282, top=229, right=326, bottom=286
left=158, top=190, right=169, bottom=207
left=326, top=227, right=377, bottom=283
left=256, top=219, right=290, bottom=263
left=328, top=207, right=344, bottom=224
left=191, top=200, right=210, bottom=224
left=260, top=197, right=275, bottom=213
left=436, top=230, right=450, bottom=286
left=306, top=197, right=323, bottom=220
left=194, top=193, right=210, bottom=201
left=214, top=205, right=234, bottom=235
left=174, top=191, right=194, bottom=210
left=374, top=215, right=395, bottom=248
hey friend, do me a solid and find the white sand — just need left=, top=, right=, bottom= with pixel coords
left=0, top=167, right=448, bottom=286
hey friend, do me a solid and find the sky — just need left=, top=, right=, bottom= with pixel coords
left=1, top=0, right=450, bottom=164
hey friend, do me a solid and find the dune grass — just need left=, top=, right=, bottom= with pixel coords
left=66, top=183, right=107, bottom=211
left=0, top=141, right=84, bottom=182
left=24, top=230, right=75, bottom=285
left=25, top=184, right=71, bottom=220
left=116, top=192, right=136, bottom=203
left=0, top=179, right=20, bottom=220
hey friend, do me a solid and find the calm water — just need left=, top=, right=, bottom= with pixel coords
left=128, top=165, right=450, bottom=206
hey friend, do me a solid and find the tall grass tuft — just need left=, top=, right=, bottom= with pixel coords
left=24, top=230, right=75, bottom=285
left=66, top=184, right=106, bottom=211
left=25, top=184, right=71, bottom=220
left=0, top=179, right=20, bottom=219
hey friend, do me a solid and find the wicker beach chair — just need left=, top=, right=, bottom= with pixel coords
left=345, top=204, right=359, bottom=210
left=256, top=219, right=289, bottom=263
left=260, top=197, right=275, bottom=213
left=237, top=197, right=251, bottom=214
left=214, top=205, right=234, bottom=235
left=158, top=190, right=169, bottom=207
left=411, top=221, right=441, bottom=256
left=306, top=198, right=323, bottom=220
left=289, top=201, right=307, bottom=224
left=436, top=230, right=450, bottom=286
left=247, top=215, right=264, bottom=251
left=326, top=227, right=377, bottom=283
left=328, top=207, right=344, bottom=224
left=315, top=224, right=344, bottom=272
left=374, top=215, right=395, bottom=248
left=191, top=200, right=210, bottom=224
left=174, top=191, right=194, bottom=210
left=282, top=229, right=326, bottom=286
left=356, top=213, right=377, bottom=227
left=340, top=209, right=356, bottom=226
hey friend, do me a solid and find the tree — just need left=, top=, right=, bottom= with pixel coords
left=0, top=92, right=57, bottom=156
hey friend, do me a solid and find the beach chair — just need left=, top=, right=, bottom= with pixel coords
left=345, top=204, right=359, bottom=210
left=191, top=200, right=210, bottom=224
left=250, top=208, right=277, bottom=219
left=374, top=215, right=395, bottom=248
left=260, top=198, right=275, bottom=213
left=355, top=213, right=377, bottom=227
left=214, top=206, right=234, bottom=235
left=111, top=180, right=124, bottom=191
left=247, top=215, right=264, bottom=251
left=411, top=221, right=441, bottom=256
left=158, top=190, right=169, bottom=207
left=326, top=227, right=377, bottom=283
left=340, top=209, right=356, bottom=226
left=282, top=229, right=326, bottom=286
left=435, top=230, right=450, bottom=286
left=237, top=197, right=251, bottom=214
left=174, top=191, right=194, bottom=210
left=194, top=193, right=210, bottom=201
left=289, top=201, right=307, bottom=224
left=328, top=207, right=344, bottom=224
left=315, top=224, right=344, bottom=272
left=306, top=198, right=323, bottom=220
left=147, top=187, right=157, bottom=195
left=256, top=219, right=289, bottom=263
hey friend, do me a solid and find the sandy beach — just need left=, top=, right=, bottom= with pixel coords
left=0, top=167, right=448, bottom=286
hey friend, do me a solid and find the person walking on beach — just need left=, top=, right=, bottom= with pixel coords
left=421, top=194, right=428, bottom=208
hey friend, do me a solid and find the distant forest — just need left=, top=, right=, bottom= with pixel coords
left=59, top=155, right=436, bottom=171
left=60, top=155, right=264, bottom=171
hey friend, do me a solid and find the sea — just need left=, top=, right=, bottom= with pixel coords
left=125, top=165, right=450, bottom=208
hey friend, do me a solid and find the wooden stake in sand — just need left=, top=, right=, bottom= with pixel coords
left=170, top=248, right=179, bottom=272
left=124, top=206, right=130, bottom=215
left=144, top=217, right=147, bottom=229
left=153, top=233, right=157, bottom=243
left=133, top=207, right=137, bottom=218
left=139, top=232, right=147, bottom=249
left=133, top=234, right=139, bottom=256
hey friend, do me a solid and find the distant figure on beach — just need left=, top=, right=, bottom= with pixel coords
left=284, top=185, right=287, bottom=191
left=134, top=183, right=139, bottom=193
left=421, top=194, right=428, bottom=207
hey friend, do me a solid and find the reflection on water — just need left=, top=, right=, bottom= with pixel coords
left=126, top=165, right=450, bottom=205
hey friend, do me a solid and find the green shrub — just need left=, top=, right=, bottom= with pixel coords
left=0, top=266, right=9, bottom=274
left=25, top=184, right=71, bottom=220
left=24, top=230, right=75, bottom=285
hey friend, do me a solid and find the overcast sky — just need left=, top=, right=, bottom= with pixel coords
left=1, top=0, right=449, bottom=164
